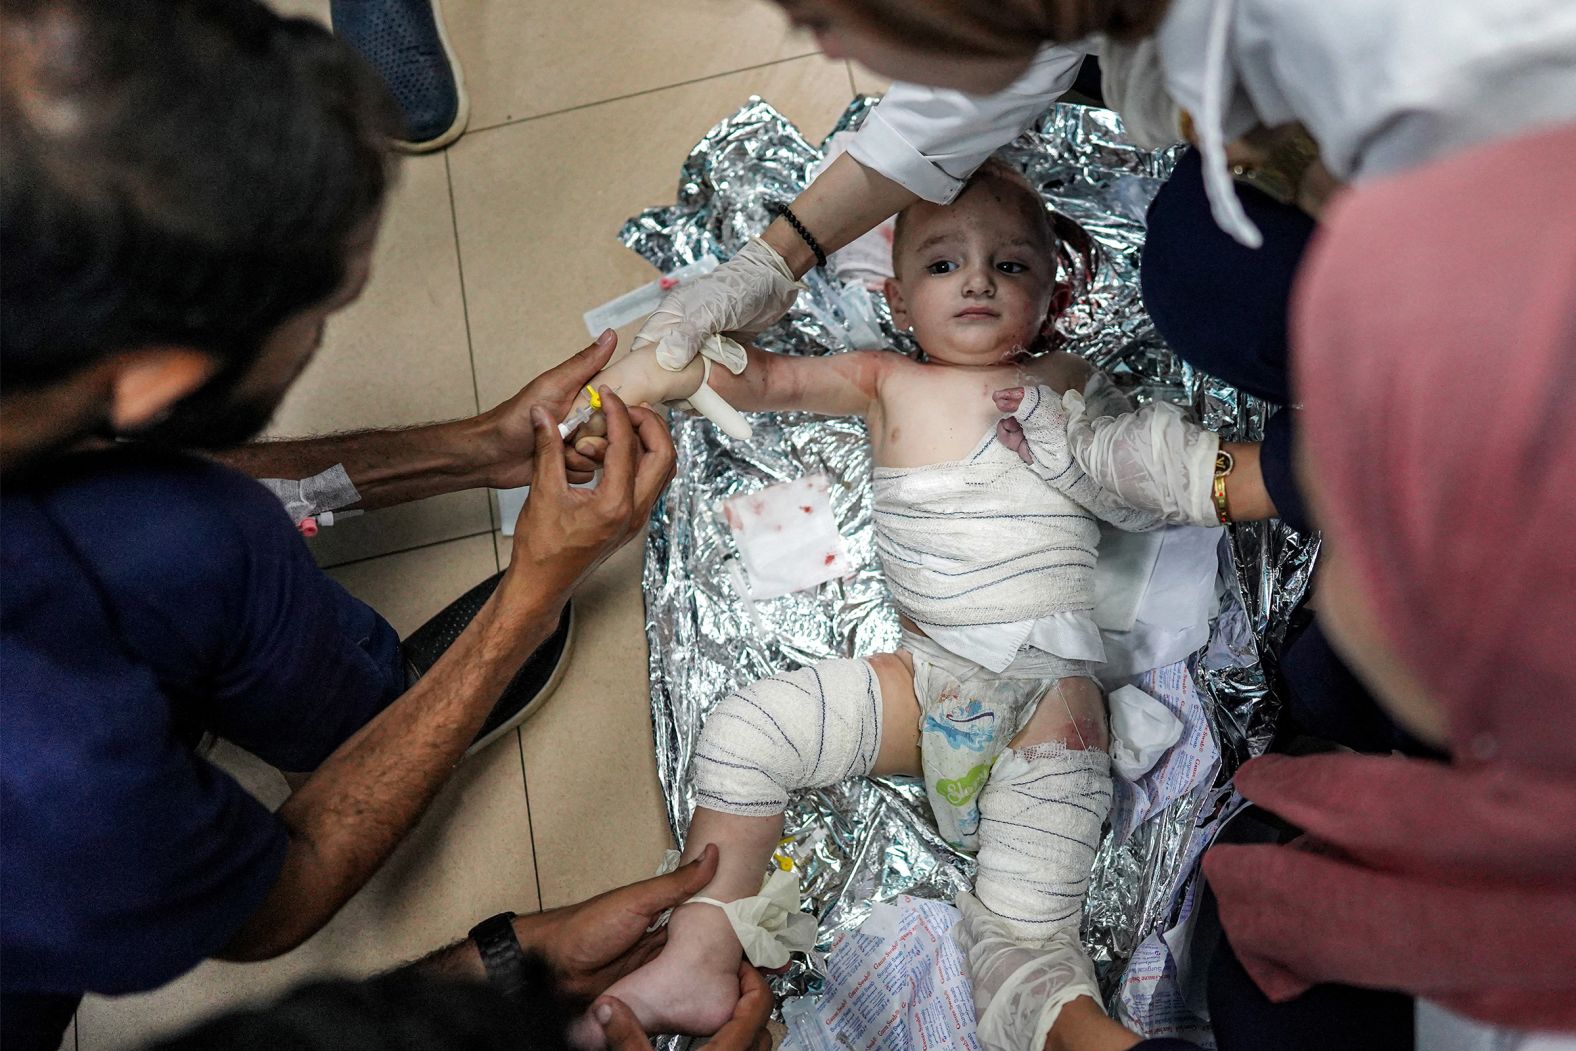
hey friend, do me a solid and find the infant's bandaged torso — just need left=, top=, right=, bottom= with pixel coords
left=874, top=427, right=1101, bottom=631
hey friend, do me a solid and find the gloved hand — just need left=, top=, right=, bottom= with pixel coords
left=633, top=236, right=800, bottom=375
left=1062, top=386, right=1221, bottom=528
left=953, top=892, right=1105, bottom=1051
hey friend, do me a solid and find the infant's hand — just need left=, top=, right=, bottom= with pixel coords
left=993, top=386, right=1026, bottom=413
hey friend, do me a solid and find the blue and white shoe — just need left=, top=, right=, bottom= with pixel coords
left=331, top=0, right=469, bottom=153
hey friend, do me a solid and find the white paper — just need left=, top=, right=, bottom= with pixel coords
left=720, top=475, right=854, bottom=600
left=1098, top=525, right=1224, bottom=682
left=1107, top=661, right=1221, bottom=846
left=1092, top=525, right=1164, bottom=632
left=1108, top=684, right=1186, bottom=781
left=809, top=897, right=982, bottom=1051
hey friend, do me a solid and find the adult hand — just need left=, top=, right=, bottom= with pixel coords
left=631, top=237, right=798, bottom=375
left=511, top=845, right=720, bottom=1000
left=592, top=960, right=773, bottom=1051
left=475, top=330, right=622, bottom=489
left=508, top=386, right=675, bottom=600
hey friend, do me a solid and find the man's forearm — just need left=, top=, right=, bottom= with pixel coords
left=763, top=152, right=918, bottom=278
left=213, top=415, right=501, bottom=510
left=406, top=935, right=489, bottom=981
left=221, top=573, right=561, bottom=960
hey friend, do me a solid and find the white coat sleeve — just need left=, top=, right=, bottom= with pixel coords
left=845, top=41, right=1091, bottom=204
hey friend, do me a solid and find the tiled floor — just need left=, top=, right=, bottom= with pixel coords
left=69, top=2, right=872, bottom=1048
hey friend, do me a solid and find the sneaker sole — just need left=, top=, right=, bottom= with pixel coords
left=463, top=601, right=577, bottom=758
left=392, top=0, right=470, bottom=153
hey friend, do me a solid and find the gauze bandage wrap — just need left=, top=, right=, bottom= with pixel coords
left=973, top=744, right=1112, bottom=945
left=258, top=464, right=360, bottom=523
left=1000, top=385, right=1165, bottom=534
left=690, top=866, right=818, bottom=969
left=954, top=890, right=1106, bottom=1051
left=633, top=236, right=799, bottom=375
left=693, top=658, right=883, bottom=816
left=874, top=418, right=1124, bottom=631
left=1063, top=387, right=1222, bottom=528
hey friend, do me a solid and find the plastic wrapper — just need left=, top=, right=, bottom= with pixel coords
left=624, top=98, right=1309, bottom=1046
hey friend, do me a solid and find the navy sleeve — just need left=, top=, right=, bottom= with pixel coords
left=1, top=496, right=287, bottom=995
left=1259, top=409, right=1312, bottom=534
left=46, top=448, right=405, bottom=772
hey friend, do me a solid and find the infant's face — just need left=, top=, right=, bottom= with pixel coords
left=886, top=188, right=1057, bottom=369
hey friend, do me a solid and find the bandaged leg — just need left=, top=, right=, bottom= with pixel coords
left=965, top=677, right=1113, bottom=1051
left=973, top=676, right=1113, bottom=945
left=592, top=659, right=892, bottom=1044
left=693, top=657, right=885, bottom=816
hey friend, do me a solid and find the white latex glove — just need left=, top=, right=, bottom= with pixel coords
left=669, top=359, right=755, bottom=441
left=953, top=892, right=1105, bottom=1051
left=1063, top=386, right=1221, bottom=528
left=995, top=385, right=1164, bottom=532
left=633, top=236, right=800, bottom=375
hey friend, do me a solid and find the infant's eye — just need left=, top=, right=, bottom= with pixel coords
left=997, top=261, right=1028, bottom=274
left=927, top=260, right=957, bottom=275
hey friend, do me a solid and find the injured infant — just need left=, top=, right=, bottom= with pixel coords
left=570, top=159, right=1163, bottom=1048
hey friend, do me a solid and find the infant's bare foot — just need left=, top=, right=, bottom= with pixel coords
left=571, top=902, right=743, bottom=1048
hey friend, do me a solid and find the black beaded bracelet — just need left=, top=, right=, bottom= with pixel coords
left=768, top=202, right=827, bottom=268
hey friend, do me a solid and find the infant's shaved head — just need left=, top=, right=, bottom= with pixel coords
left=891, top=157, right=1058, bottom=280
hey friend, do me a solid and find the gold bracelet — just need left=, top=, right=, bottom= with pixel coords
left=1229, top=124, right=1320, bottom=207
left=1212, top=450, right=1235, bottom=525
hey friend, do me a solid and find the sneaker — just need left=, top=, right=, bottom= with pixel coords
left=331, top=0, right=470, bottom=153
left=402, top=572, right=575, bottom=756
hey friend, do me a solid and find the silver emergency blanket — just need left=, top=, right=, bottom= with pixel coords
left=623, top=98, right=1313, bottom=1043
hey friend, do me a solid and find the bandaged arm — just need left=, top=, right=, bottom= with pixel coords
left=1064, top=380, right=1278, bottom=526
left=1000, top=384, right=1165, bottom=532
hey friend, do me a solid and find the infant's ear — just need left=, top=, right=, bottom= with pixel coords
left=1049, top=279, right=1074, bottom=319
left=883, top=276, right=911, bottom=330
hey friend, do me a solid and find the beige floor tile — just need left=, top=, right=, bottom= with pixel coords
left=450, top=54, right=859, bottom=414
left=76, top=537, right=538, bottom=1051
left=55, top=1018, right=75, bottom=1051
left=453, top=54, right=858, bottom=906
left=496, top=533, right=675, bottom=907
left=849, top=64, right=891, bottom=96
left=325, top=531, right=500, bottom=635
left=263, top=152, right=491, bottom=568
left=447, top=1, right=815, bottom=132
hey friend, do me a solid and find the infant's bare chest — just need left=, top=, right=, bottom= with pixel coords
left=872, top=372, right=1015, bottom=468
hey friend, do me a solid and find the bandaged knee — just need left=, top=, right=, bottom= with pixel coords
left=973, top=744, right=1112, bottom=944
left=694, top=658, right=884, bottom=816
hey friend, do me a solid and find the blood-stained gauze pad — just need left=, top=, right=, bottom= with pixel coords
left=720, top=475, right=854, bottom=601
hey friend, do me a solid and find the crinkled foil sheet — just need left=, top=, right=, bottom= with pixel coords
left=624, top=98, right=1314, bottom=1038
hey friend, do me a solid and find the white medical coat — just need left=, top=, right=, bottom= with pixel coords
left=844, top=0, right=1576, bottom=244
